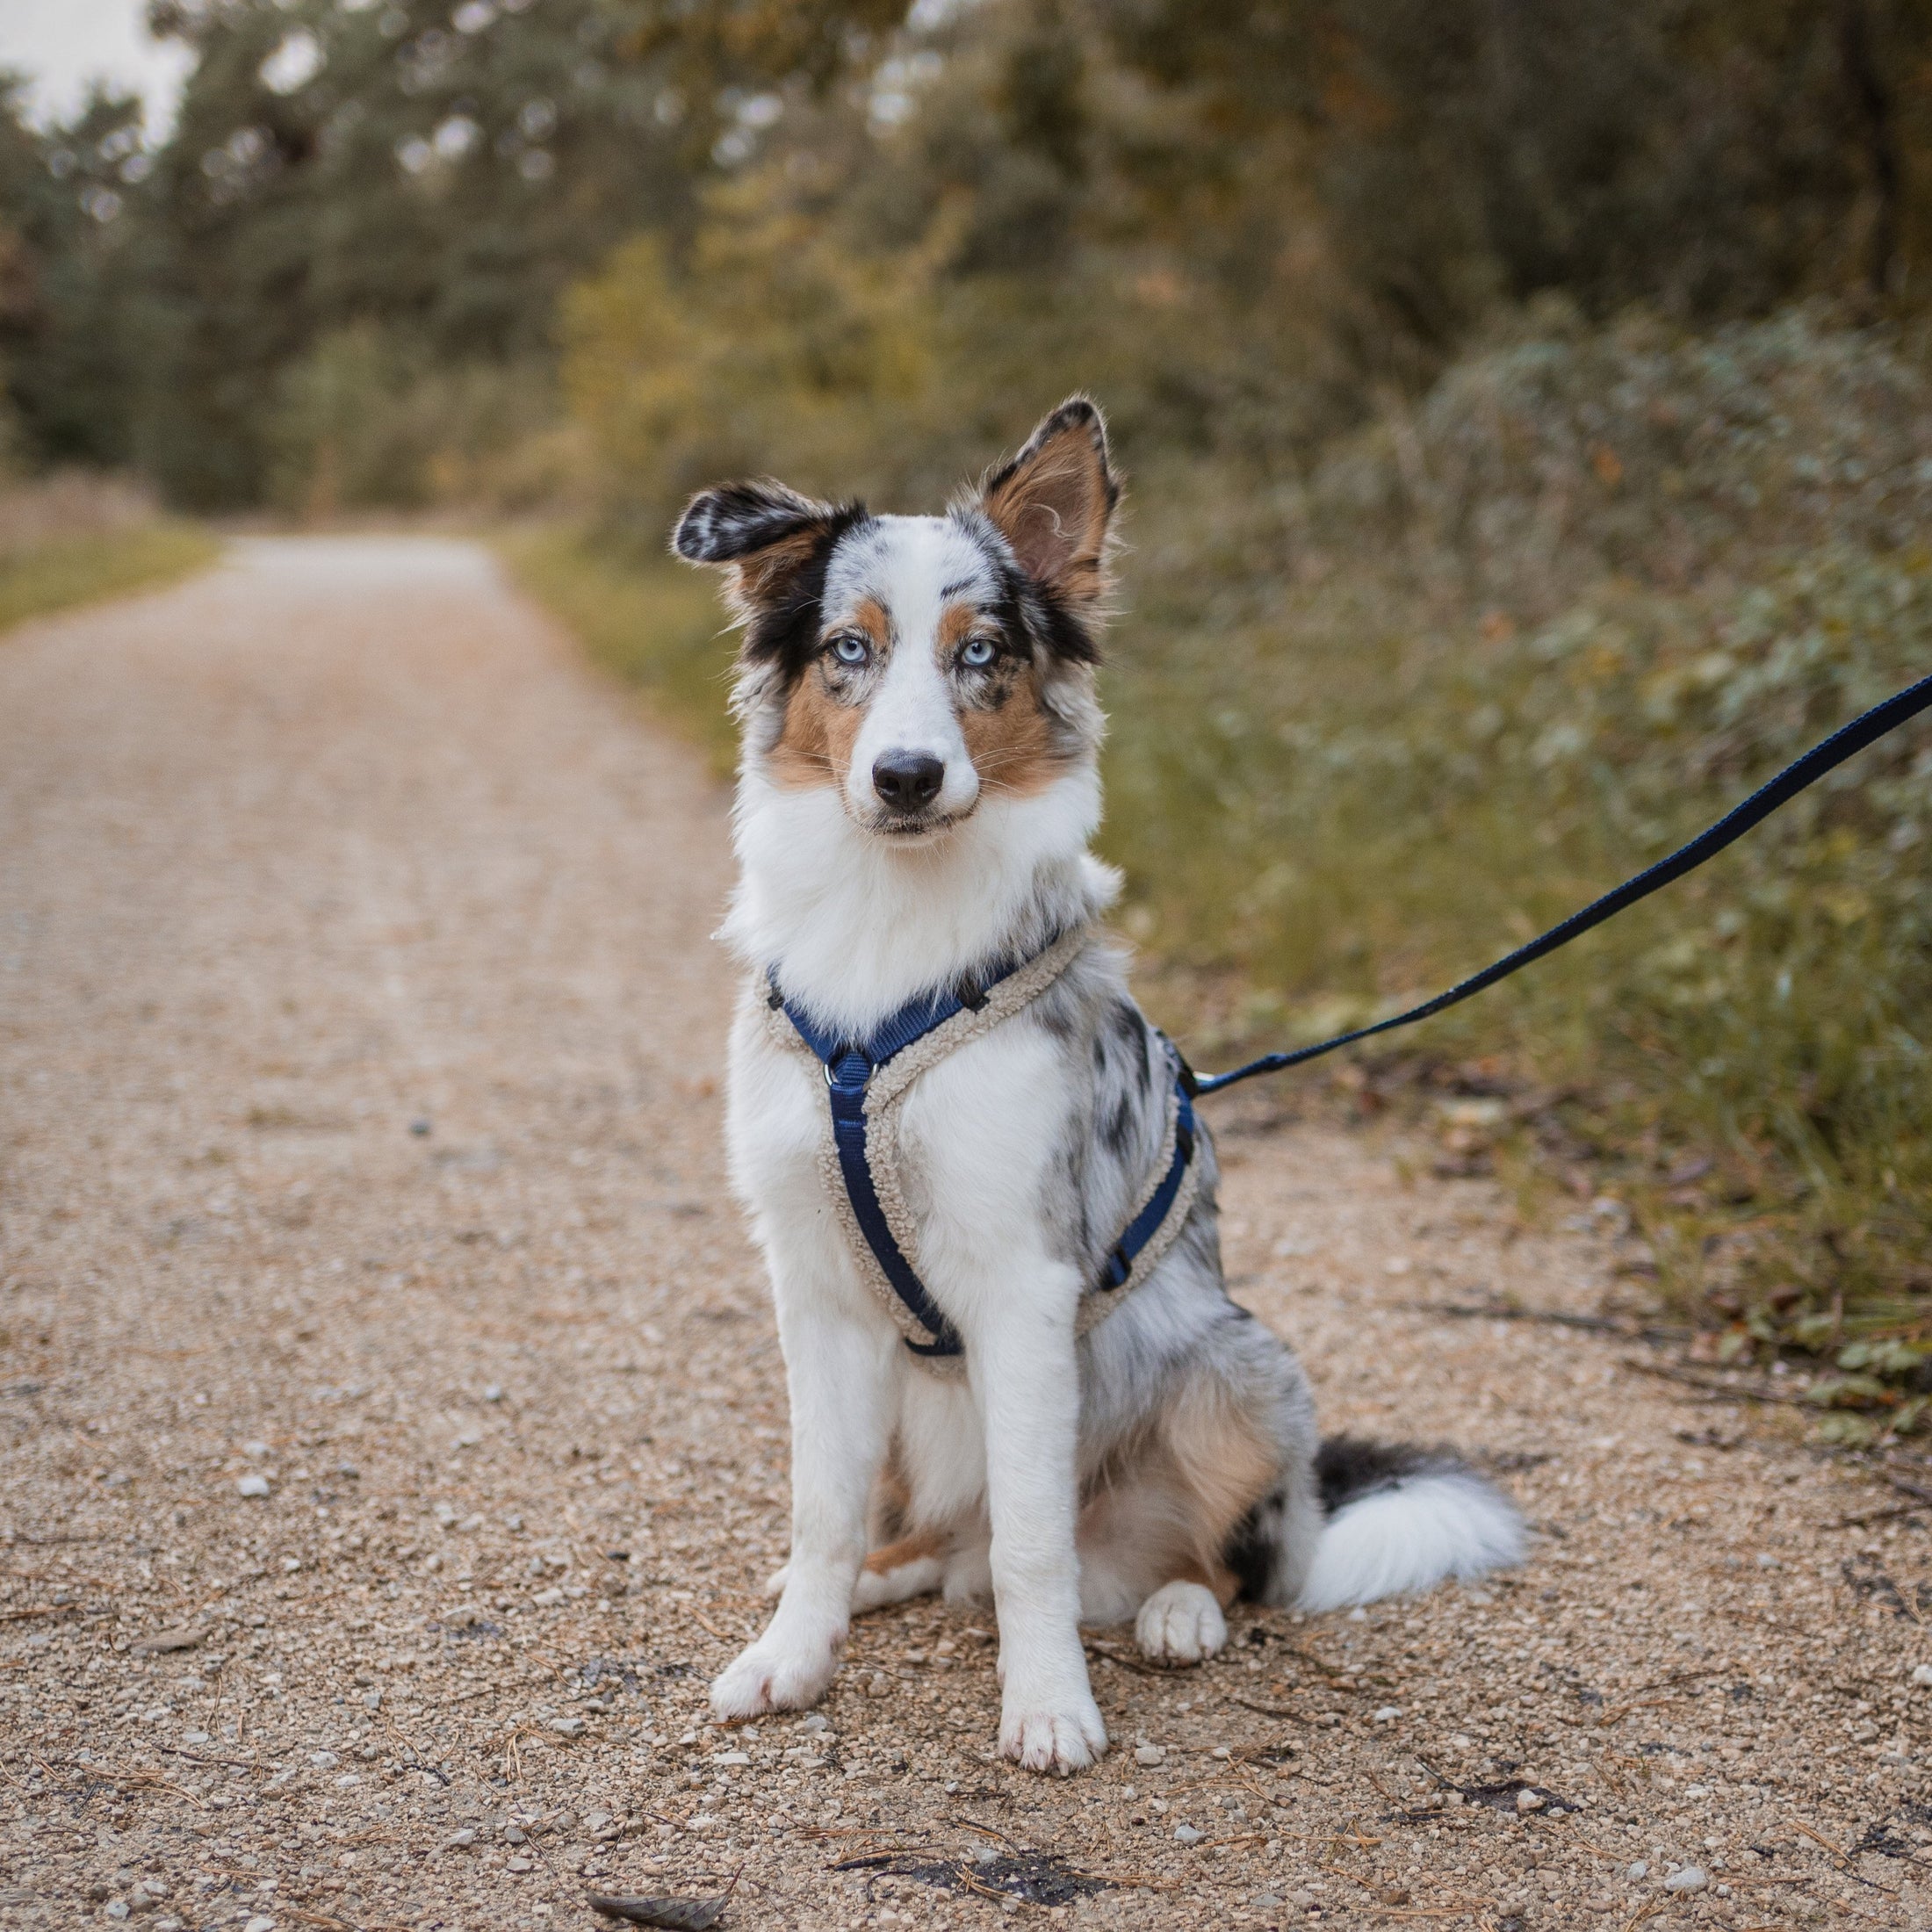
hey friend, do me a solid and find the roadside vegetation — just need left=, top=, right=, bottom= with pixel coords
left=502, top=528, right=737, bottom=777
left=0, top=473, right=218, bottom=633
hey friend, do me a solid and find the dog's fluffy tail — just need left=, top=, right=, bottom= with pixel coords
left=1293, top=1436, right=1524, bottom=1614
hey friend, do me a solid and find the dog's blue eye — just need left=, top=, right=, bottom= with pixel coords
left=960, top=638, right=997, bottom=668
left=830, top=634, right=870, bottom=667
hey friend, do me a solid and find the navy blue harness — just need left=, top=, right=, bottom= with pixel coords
left=768, top=944, right=1196, bottom=1361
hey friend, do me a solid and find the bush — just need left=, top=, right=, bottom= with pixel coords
left=1102, top=306, right=1932, bottom=1360
left=267, top=324, right=580, bottom=517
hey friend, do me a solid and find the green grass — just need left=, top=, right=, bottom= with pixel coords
left=501, top=525, right=739, bottom=776
left=0, top=522, right=221, bottom=634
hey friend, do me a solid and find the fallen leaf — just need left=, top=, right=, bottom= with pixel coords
left=587, top=1890, right=729, bottom=1929
left=131, top=1626, right=207, bottom=1655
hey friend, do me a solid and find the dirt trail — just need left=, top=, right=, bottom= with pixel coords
left=1, top=536, right=1927, bottom=1932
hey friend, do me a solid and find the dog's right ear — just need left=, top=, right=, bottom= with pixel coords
left=673, top=480, right=844, bottom=569
left=672, top=480, right=868, bottom=670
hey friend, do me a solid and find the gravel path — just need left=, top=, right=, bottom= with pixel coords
left=3, top=535, right=1928, bottom=1932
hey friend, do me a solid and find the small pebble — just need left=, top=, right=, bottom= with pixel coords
left=1515, top=1788, right=1545, bottom=1813
left=235, top=1474, right=270, bottom=1498
left=548, top=1716, right=585, bottom=1737
left=243, top=1920, right=277, bottom=1932
left=1373, top=1705, right=1401, bottom=1723
left=308, top=1750, right=337, bottom=1770
left=409, top=1118, right=432, bottom=1136
left=105, top=1907, right=130, bottom=1923
left=1663, top=1866, right=1707, bottom=1894
left=1626, top=1862, right=1647, bottom=1880
left=1172, top=1825, right=1202, bottom=1845
left=1134, top=1743, right=1165, bottom=1766
left=1914, top=1663, right=1932, bottom=1687
left=447, top=1828, right=476, bottom=1848
left=713, top=1749, right=750, bottom=1766
left=506, top=1855, right=533, bottom=1872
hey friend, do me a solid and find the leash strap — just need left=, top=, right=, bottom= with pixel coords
left=1189, top=669, right=1932, bottom=1097
left=772, top=942, right=1199, bottom=1360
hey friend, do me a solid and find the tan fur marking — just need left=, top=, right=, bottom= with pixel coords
left=1164, top=1381, right=1280, bottom=1558
left=767, top=665, right=866, bottom=790
left=725, top=526, right=825, bottom=614
left=957, top=660, right=1072, bottom=797
left=862, top=1528, right=948, bottom=1575
left=852, top=597, right=892, bottom=648
left=867, top=1451, right=913, bottom=1550
left=937, top=603, right=982, bottom=653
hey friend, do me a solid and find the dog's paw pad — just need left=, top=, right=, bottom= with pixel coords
left=999, top=1694, right=1107, bottom=1776
left=1135, top=1579, right=1227, bottom=1666
left=710, top=1637, right=837, bottom=1719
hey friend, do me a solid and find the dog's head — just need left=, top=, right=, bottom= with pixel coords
left=674, top=397, right=1117, bottom=844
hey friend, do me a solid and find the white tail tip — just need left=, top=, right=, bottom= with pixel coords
left=1296, top=1471, right=1525, bottom=1615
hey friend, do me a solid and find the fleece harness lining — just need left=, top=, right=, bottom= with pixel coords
left=765, top=925, right=1198, bottom=1371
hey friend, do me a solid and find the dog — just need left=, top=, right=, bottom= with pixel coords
left=672, top=397, right=1524, bottom=1775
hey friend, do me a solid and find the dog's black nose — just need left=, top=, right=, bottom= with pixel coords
left=872, top=750, right=945, bottom=811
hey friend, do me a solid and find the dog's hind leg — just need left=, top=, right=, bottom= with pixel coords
left=1077, top=1361, right=1308, bottom=1666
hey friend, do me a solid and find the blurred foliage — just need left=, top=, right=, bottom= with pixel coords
left=1, top=0, right=897, bottom=507
left=266, top=322, right=579, bottom=514
left=501, top=524, right=736, bottom=773
left=1101, top=311, right=1932, bottom=1356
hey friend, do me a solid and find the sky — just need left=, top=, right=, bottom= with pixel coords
left=0, top=0, right=195, bottom=134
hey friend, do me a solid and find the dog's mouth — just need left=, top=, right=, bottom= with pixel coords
left=863, top=804, right=973, bottom=843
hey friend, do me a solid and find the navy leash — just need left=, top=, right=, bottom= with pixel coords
left=1185, top=669, right=1932, bottom=1099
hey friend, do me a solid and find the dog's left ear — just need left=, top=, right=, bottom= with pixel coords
left=977, top=396, right=1119, bottom=605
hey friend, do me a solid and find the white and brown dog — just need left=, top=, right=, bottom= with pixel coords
left=674, top=399, right=1522, bottom=1775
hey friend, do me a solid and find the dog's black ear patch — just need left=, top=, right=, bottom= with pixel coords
left=671, top=479, right=848, bottom=566
left=673, top=479, right=870, bottom=678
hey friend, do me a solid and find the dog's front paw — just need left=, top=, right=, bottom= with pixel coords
left=1135, top=1580, right=1228, bottom=1666
left=998, top=1688, right=1107, bottom=1775
left=761, top=1563, right=789, bottom=1598
left=710, top=1632, right=840, bottom=1719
